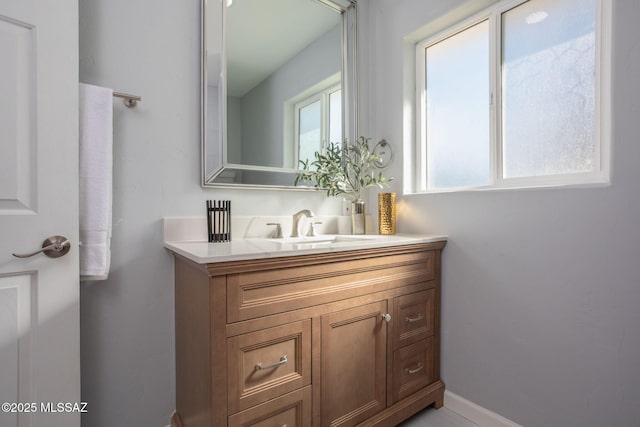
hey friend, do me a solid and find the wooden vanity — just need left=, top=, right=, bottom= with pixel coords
left=171, top=239, right=446, bottom=427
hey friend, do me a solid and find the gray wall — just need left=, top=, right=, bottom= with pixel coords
left=363, top=0, right=640, bottom=426
left=78, top=0, right=338, bottom=426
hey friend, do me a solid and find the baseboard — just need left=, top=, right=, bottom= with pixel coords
left=444, top=390, right=522, bottom=427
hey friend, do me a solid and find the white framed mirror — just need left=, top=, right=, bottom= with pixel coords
left=202, top=0, right=358, bottom=189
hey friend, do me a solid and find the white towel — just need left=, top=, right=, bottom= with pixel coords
left=79, top=83, right=113, bottom=281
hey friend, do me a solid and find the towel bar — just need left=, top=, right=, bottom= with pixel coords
left=113, top=91, right=141, bottom=108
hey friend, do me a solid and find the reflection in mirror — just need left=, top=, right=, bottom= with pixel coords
left=203, top=0, right=357, bottom=188
left=227, top=0, right=342, bottom=170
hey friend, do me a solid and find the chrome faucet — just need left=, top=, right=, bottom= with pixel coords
left=291, top=209, right=314, bottom=237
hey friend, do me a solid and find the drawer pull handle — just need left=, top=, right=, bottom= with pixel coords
left=405, top=313, right=424, bottom=323
left=382, top=313, right=391, bottom=323
left=255, top=355, right=288, bottom=371
left=405, top=362, right=423, bottom=374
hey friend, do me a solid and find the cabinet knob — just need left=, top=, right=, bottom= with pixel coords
left=381, top=313, right=391, bottom=323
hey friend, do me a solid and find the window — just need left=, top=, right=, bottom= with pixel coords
left=424, top=20, right=491, bottom=189
left=295, top=85, right=342, bottom=168
left=415, top=0, right=609, bottom=192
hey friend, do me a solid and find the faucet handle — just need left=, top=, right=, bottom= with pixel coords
left=266, top=223, right=283, bottom=238
left=306, top=221, right=323, bottom=237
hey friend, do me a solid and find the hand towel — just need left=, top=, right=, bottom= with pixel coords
left=79, top=83, right=113, bottom=281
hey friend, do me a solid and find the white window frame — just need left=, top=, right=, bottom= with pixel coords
left=294, top=84, right=342, bottom=165
left=413, top=0, right=611, bottom=193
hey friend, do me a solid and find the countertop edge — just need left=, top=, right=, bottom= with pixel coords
left=164, top=234, right=448, bottom=265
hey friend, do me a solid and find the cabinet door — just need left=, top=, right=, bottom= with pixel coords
left=321, top=301, right=388, bottom=427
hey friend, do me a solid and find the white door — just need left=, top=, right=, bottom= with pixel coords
left=0, top=0, right=80, bottom=426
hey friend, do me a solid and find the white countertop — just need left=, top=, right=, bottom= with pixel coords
left=164, top=234, right=448, bottom=264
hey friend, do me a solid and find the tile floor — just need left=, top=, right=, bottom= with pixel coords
left=398, top=407, right=480, bottom=427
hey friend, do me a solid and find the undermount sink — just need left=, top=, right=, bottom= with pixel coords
left=267, top=234, right=381, bottom=249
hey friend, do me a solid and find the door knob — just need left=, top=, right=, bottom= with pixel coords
left=382, top=313, right=391, bottom=323
left=12, top=235, right=71, bottom=259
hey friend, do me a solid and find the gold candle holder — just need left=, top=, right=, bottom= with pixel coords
left=378, top=192, right=396, bottom=235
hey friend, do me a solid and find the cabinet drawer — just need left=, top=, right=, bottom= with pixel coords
left=393, top=289, right=434, bottom=350
left=228, top=320, right=311, bottom=413
left=228, top=386, right=312, bottom=427
left=391, top=338, right=434, bottom=404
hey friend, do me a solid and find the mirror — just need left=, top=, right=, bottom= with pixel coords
left=202, top=0, right=357, bottom=188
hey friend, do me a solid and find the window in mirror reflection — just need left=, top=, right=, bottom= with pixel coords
left=294, top=84, right=342, bottom=169
left=298, top=98, right=322, bottom=167
left=329, top=89, right=342, bottom=143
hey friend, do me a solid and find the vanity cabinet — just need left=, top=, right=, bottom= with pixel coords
left=173, top=241, right=446, bottom=427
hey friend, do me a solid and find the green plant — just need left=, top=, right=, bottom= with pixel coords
left=295, top=136, right=393, bottom=201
